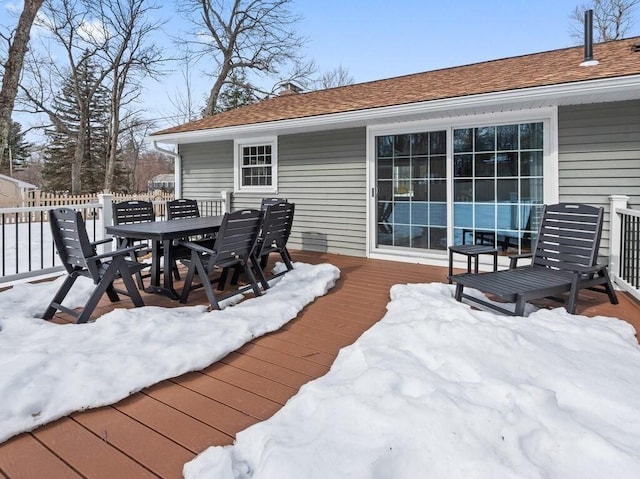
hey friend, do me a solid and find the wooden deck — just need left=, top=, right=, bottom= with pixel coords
left=1, top=251, right=639, bottom=479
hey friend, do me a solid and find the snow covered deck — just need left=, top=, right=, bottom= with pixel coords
left=1, top=251, right=638, bottom=479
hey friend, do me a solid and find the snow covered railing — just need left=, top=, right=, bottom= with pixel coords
left=609, top=195, right=640, bottom=302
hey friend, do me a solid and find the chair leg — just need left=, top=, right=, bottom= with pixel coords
left=41, top=274, right=78, bottom=320
left=566, top=275, right=581, bottom=315
left=243, top=261, right=262, bottom=297
left=117, top=258, right=145, bottom=308
left=514, top=296, right=527, bottom=317
left=252, top=255, right=270, bottom=290
left=179, top=253, right=199, bottom=304
left=76, top=260, right=124, bottom=323
left=600, top=269, right=619, bottom=305
left=281, top=248, right=294, bottom=271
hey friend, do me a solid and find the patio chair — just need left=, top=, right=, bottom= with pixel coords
left=450, top=203, right=618, bottom=316
left=41, top=208, right=146, bottom=323
left=236, top=200, right=295, bottom=289
left=178, top=209, right=264, bottom=309
left=112, top=200, right=166, bottom=288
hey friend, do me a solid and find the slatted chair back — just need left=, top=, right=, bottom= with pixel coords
left=113, top=200, right=155, bottom=225
left=210, top=209, right=264, bottom=269
left=531, top=203, right=604, bottom=271
left=167, top=199, right=200, bottom=220
left=252, top=201, right=295, bottom=289
left=260, top=197, right=287, bottom=209
left=51, top=207, right=101, bottom=278
left=43, top=208, right=145, bottom=323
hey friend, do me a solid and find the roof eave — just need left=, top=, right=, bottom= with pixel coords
left=147, top=74, right=640, bottom=146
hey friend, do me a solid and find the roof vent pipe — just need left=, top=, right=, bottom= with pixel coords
left=580, top=9, right=599, bottom=66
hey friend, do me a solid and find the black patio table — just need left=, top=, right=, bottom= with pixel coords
left=106, top=215, right=224, bottom=299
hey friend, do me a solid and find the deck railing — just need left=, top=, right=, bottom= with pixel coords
left=609, top=195, right=640, bottom=302
left=0, top=193, right=229, bottom=286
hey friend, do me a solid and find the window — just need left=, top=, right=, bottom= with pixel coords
left=234, top=138, right=278, bottom=193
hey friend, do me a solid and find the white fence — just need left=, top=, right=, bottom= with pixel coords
left=609, top=195, right=640, bottom=302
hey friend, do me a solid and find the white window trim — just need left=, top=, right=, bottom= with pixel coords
left=233, top=136, right=279, bottom=194
left=365, top=107, right=559, bottom=266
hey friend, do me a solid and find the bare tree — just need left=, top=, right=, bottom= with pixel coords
left=19, top=0, right=163, bottom=193
left=315, top=65, right=355, bottom=90
left=92, top=0, right=164, bottom=192
left=570, top=0, right=640, bottom=42
left=178, top=0, right=313, bottom=116
left=0, top=0, right=44, bottom=174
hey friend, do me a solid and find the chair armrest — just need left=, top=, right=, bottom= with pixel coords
left=508, top=253, right=533, bottom=269
left=562, top=263, right=609, bottom=275
left=88, top=245, right=145, bottom=261
left=177, top=240, right=216, bottom=255
left=90, top=237, right=114, bottom=247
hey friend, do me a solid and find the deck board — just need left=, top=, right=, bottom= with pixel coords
left=1, top=251, right=639, bottom=479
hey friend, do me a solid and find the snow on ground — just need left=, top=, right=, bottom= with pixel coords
left=185, top=282, right=640, bottom=479
left=0, top=262, right=340, bottom=444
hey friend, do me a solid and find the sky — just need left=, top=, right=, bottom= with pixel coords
left=1, top=261, right=639, bottom=477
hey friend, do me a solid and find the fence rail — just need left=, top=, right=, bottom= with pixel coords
left=610, top=195, right=640, bottom=302
left=0, top=193, right=228, bottom=286
left=0, top=192, right=175, bottom=223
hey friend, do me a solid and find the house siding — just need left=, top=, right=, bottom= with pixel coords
left=233, top=128, right=367, bottom=256
left=180, top=128, right=367, bottom=257
left=558, top=100, right=640, bottom=257
left=179, top=140, right=235, bottom=197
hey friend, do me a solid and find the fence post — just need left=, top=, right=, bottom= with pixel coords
left=609, top=194, right=629, bottom=280
left=220, top=190, right=231, bottom=214
left=98, top=192, right=114, bottom=253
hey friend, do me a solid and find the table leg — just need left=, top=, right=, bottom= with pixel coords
left=144, top=239, right=180, bottom=300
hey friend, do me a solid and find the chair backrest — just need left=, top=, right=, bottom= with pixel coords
left=531, top=203, right=604, bottom=270
left=260, top=197, right=287, bottom=210
left=112, top=200, right=155, bottom=225
left=209, top=209, right=263, bottom=269
left=256, top=201, right=295, bottom=257
left=49, top=208, right=100, bottom=278
left=167, top=199, right=200, bottom=220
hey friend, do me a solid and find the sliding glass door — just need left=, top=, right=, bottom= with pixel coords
left=375, top=131, right=447, bottom=251
left=372, top=119, right=546, bottom=256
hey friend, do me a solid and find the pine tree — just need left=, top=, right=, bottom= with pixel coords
left=43, top=58, right=111, bottom=193
left=214, top=70, right=261, bottom=113
left=1, top=121, right=32, bottom=171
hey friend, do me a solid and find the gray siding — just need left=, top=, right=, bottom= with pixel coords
left=179, top=140, right=235, bottom=197
left=558, top=100, right=640, bottom=256
left=233, top=128, right=367, bottom=256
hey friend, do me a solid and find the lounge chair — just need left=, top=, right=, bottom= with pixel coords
left=450, top=203, right=619, bottom=316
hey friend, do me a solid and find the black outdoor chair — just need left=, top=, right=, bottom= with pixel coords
left=167, top=198, right=216, bottom=249
left=229, top=200, right=295, bottom=289
left=112, top=200, right=163, bottom=288
left=178, top=209, right=264, bottom=309
left=450, top=203, right=619, bottom=316
left=41, top=207, right=146, bottom=324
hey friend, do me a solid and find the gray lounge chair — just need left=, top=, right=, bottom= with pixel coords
left=450, top=203, right=619, bottom=316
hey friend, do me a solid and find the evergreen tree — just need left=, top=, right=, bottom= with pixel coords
left=1, top=121, right=32, bottom=172
left=43, top=58, right=111, bottom=193
left=214, top=70, right=261, bottom=113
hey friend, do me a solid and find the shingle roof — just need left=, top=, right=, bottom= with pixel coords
left=152, top=36, right=640, bottom=136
